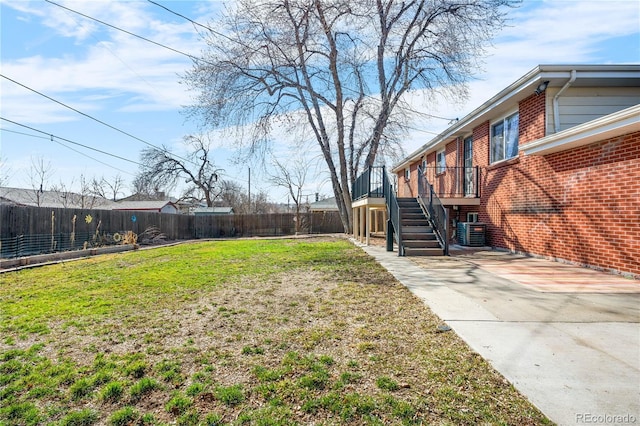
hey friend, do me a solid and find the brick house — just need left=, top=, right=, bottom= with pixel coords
left=391, top=65, right=640, bottom=277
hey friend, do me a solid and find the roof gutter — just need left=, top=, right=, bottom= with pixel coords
left=553, top=69, right=577, bottom=133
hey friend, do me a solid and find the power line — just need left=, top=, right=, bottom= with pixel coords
left=147, top=0, right=213, bottom=33
left=0, top=74, right=197, bottom=167
left=145, top=1, right=457, bottom=123
left=1, top=117, right=142, bottom=171
left=55, top=0, right=456, bottom=124
left=2, top=131, right=135, bottom=177
left=44, top=0, right=208, bottom=66
left=35, top=0, right=453, bottom=179
left=146, top=0, right=266, bottom=57
left=50, top=139, right=136, bottom=177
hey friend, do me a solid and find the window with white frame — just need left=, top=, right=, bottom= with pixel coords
left=421, top=157, right=427, bottom=173
left=436, top=149, right=446, bottom=173
left=404, top=167, right=410, bottom=180
left=467, top=212, right=479, bottom=222
left=491, top=112, right=519, bottom=163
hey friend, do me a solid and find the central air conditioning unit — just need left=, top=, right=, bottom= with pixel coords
left=457, top=222, right=486, bottom=247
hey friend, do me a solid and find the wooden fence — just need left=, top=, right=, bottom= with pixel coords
left=0, top=205, right=344, bottom=258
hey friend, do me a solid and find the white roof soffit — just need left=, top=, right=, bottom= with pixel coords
left=521, top=104, right=640, bottom=156
left=392, top=64, right=640, bottom=172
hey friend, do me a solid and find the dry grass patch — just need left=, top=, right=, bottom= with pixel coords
left=0, top=237, right=552, bottom=425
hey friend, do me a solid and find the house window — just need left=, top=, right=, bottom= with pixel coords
left=436, top=149, right=446, bottom=173
left=421, top=157, right=427, bottom=173
left=404, top=167, right=410, bottom=180
left=467, top=212, right=479, bottom=222
left=491, top=112, right=519, bottom=163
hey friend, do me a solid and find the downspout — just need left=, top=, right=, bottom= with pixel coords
left=553, top=69, right=577, bottom=133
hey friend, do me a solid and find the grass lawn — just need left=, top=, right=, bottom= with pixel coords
left=0, top=237, right=552, bottom=425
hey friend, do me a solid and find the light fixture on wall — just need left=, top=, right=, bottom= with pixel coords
left=535, top=81, right=549, bottom=95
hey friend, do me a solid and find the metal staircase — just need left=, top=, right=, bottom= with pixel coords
left=353, top=165, right=447, bottom=257
left=397, top=198, right=444, bottom=256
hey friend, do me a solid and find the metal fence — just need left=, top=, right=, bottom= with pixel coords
left=0, top=205, right=344, bottom=259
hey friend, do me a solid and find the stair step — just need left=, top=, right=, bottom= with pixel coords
left=402, top=215, right=428, bottom=219
left=400, top=212, right=423, bottom=218
left=403, top=240, right=441, bottom=248
left=402, top=219, right=431, bottom=228
left=402, top=232, right=437, bottom=240
left=404, top=247, right=444, bottom=256
left=402, top=226, right=434, bottom=233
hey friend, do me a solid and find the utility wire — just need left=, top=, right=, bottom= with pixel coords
left=44, top=0, right=209, bottom=66
left=58, top=4, right=170, bottom=108
left=51, top=0, right=456, bottom=124
left=50, top=139, right=136, bottom=176
left=0, top=74, right=196, bottom=167
left=147, top=0, right=214, bottom=33
left=0, top=117, right=142, bottom=168
left=1, top=128, right=135, bottom=176
left=2, top=129, right=138, bottom=178
left=147, top=0, right=457, bottom=123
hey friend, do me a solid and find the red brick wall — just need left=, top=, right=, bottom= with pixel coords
left=397, top=162, right=417, bottom=197
left=477, top=94, right=640, bottom=276
left=519, top=92, right=546, bottom=143
left=394, top=92, right=639, bottom=276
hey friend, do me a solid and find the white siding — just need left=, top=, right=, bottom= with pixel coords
left=160, top=204, right=178, bottom=214
left=546, top=87, right=640, bottom=134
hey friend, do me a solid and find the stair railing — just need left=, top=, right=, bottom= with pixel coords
left=381, top=166, right=403, bottom=255
left=417, top=165, right=448, bottom=255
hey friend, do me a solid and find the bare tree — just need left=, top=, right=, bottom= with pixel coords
left=92, top=175, right=125, bottom=201
left=78, top=174, right=99, bottom=209
left=27, top=156, right=54, bottom=207
left=184, top=0, right=515, bottom=232
left=217, top=179, right=273, bottom=214
left=131, top=173, right=166, bottom=200
left=0, top=157, right=12, bottom=187
left=136, top=135, right=222, bottom=206
left=50, top=178, right=76, bottom=208
left=269, top=154, right=313, bottom=233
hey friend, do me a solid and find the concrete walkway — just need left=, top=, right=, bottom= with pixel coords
left=359, top=243, right=640, bottom=426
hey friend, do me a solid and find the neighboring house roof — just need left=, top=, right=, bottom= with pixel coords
left=393, top=64, right=640, bottom=172
left=0, top=186, right=113, bottom=209
left=119, top=192, right=169, bottom=202
left=193, top=206, right=234, bottom=215
left=0, top=187, right=180, bottom=213
left=309, top=197, right=338, bottom=211
left=111, top=200, right=178, bottom=212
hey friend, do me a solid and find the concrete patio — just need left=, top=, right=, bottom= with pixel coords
left=358, top=242, right=640, bottom=426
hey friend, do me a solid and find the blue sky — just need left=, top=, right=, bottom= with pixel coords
left=1, top=0, right=639, bottom=202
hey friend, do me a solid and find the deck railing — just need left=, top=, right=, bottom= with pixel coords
left=352, top=166, right=385, bottom=201
left=421, top=166, right=480, bottom=198
left=417, top=165, right=448, bottom=255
